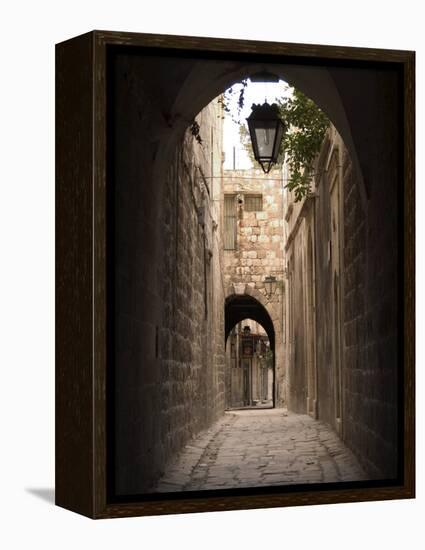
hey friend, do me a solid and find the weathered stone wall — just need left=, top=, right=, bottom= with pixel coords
left=341, top=72, right=399, bottom=478
left=223, top=169, right=285, bottom=406
left=160, top=101, right=226, bottom=473
left=109, top=52, right=400, bottom=493
left=285, top=108, right=399, bottom=479
left=112, top=50, right=225, bottom=495
left=285, top=212, right=308, bottom=414
left=313, top=131, right=344, bottom=434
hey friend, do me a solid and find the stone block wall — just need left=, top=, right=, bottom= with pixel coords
left=284, top=113, right=399, bottom=479
left=285, top=214, right=309, bottom=414
left=339, top=68, right=400, bottom=479
left=313, top=135, right=340, bottom=430
left=112, top=51, right=225, bottom=495
left=342, top=142, right=398, bottom=479
left=223, top=169, right=285, bottom=406
left=160, top=108, right=226, bottom=468
left=223, top=169, right=285, bottom=288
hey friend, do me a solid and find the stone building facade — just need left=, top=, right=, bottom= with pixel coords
left=284, top=125, right=399, bottom=480
left=159, top=98, right=226, bottom=478
left=225, top=320, right=273, bottom=408
left=223, top=168, right=286, bottom=407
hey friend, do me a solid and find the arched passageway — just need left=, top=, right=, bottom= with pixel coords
left=108, top=44, right=401, bottom=495
left=225, top=294, right=275, bottom=350
left=225, top=294, right=276, bottom=409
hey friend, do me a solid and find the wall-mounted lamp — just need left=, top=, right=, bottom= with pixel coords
left=264, top=275, right=277, bottom=297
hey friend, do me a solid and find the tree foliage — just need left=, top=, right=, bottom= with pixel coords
left=190, top=81, right=248, bottom=146
left=190, top=120, right=203, bottom=145
left=218, top=80, right=248, bottom=124
left=277, top=89, right=330, bottom=201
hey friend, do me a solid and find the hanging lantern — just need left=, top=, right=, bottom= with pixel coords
left=246, top=102, right=285, bottom=174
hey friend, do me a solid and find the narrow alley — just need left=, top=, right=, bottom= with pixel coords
left=54, top=31, right=410, bottom=520
left=106, top=52, right=400, bottom=497
left=155, top=409, right=366, bottom=493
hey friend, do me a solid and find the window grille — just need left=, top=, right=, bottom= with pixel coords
left=244, top=194, right=263, bottom=211
left=224, top=195, right=237, bottom=250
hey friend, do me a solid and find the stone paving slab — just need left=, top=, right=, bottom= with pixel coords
left=154, top=409, right=368, bottom=492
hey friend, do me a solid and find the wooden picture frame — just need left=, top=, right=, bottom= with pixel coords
left=55, top=30, right=415, bottom=519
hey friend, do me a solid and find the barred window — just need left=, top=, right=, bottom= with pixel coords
left=224, top=195, right=237, bottom=250
left=244, top=194, right=263, bottom=211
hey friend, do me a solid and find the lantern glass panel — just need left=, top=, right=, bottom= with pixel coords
left=254, top=122, right=277, bottom=158
left=247, top=102, right=285, bottom=173
left=273, top=121, right=284, bottom=158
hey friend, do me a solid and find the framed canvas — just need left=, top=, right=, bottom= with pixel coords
left=55, top=30, right=415, bottom=519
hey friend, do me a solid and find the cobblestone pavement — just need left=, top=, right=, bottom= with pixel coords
left=155, top=409, right=368, bottom=492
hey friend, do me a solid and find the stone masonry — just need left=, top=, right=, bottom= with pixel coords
left=112, top=51, right=227, bottom=495
left=110, top=51, right=400, bottom=494
left=284, top=123, right=399, bottom=480
left=223, top=168, right=286, bottom=406
left=159, top=98, right=226, bottom=477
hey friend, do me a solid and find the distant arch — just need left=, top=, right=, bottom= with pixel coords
left=225, top=293, right=275, bottom=352
left=225, top=292, right=276, bottom=408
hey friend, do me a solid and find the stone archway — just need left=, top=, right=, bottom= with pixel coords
left=149, top=63, right=367, bottom=416
left=109, top=46, right=401, bottom=487
left=225, top=283, right=280, bottom=336
left=225, top=291, right=275, bottom=347
left=152, top=60, right=366, bottom=208
left=225, top=292, right=277, bottom=408
left=224, top=280, right=285, bottom=407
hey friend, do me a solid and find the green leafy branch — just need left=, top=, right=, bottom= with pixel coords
left=239, top=88, right=329, bottom=201
left=217, top=80, right=248, bottom=124
left=189, top=120, right=203, bottom=145
left=277, top=89, right=329, bottom=200
left=190, top=80, right=248, bottom=146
